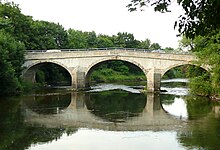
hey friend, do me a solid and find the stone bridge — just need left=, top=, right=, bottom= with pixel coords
left=22, top=48, right=196, bottom=92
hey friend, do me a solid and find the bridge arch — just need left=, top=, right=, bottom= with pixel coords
left=22, top=60, right=72, bottom=85
left=84, top=57, right=148, bottom=87
left=161, top=62, right=209, bottom=77
left=85, top=57, right=147, bottom=75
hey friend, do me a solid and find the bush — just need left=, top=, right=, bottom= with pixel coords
left=189, top=76, right=212, bottom=96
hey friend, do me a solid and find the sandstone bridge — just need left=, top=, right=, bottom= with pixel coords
left=22, top=48, right=200, bottom=92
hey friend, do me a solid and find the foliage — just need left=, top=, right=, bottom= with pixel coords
left=189, top=75, right=212, bottom=96
left=179, top=30, right=220, bottom=96
left=35, top=63, right=71, bottom=86
left=29, top=21, right=68, bottom=50
left=67, top=29, right=88, bottom=48
left=149, top=42, right=161, bottom=50
left=113, top=32, right=140, bottom=48
left=178, top=36, right=194, bottom=51
left=0, top=2, right=33, bottom=48
left=96, top=34, right=114, bottom=48
left=89, top=61, right=146, bottom=83
left=67, top=30, right=167, bottom=50
left=138, top=38, right=151, bottom=49
left=0, top=30, right=25, bottom=95
left=163, top=47, right=174, bottom=52
left=194, top=31, right=220, bottom=96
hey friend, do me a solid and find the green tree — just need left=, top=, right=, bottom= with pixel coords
left=178, top=36, right=194, bottom=52
left=0, top=30, right=25, bottom=95
left=114, top=32, right=140, bottom=48
left=35, top=63, right=71, bottom=86
left=67, top=29, right=88, bottom=49
left=30, top=20, right=68, bottom=50
left=149, top=42, right=161, bottom=50
left=84, top=31, right=97, bottom=48
left=138, top=38, right=151, bottom=49
left=163, top=47, right=174, bottom=52
left=96, top=34, right=114, bottom=48
left=0, top=2, right=33, bottom=48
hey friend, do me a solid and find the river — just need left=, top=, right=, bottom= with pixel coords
left=0, top=79, right=220, bottom=150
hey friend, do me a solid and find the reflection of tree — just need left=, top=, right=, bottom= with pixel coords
left=178, top=114, right=220, bottom=149
left=161, top=82, right=187, bottom=88
left=186, top=95, right=212, bottom=120
left=85, top=90, right=146, bottom=122
left=0, top=97, right=77, bottom=150
left=177, top=96, right=220, bottom=149
left=160, top=94, right=176, bottom=105
left=23, top=93, right=71, bottom=114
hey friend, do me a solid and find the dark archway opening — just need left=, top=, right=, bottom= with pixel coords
left=26, top=62, right=71, bottom=87
left=35, top=63, right=71, bottom=87
left=86, top=60, right=146, bottom=86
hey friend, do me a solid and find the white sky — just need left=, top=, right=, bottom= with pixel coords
left=8, top=0, right=182, bottom=49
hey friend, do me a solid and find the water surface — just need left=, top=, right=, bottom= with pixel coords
left=0, top=79, right=220, bottom=150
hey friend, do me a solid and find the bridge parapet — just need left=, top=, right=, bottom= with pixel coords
left=26, top=47, right=191, bottom=55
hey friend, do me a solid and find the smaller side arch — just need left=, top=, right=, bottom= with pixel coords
left=22, top=60, right=73, bottom=85
left=160, top=62, right=209, bottom=77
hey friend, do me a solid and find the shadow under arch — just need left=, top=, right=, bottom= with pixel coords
left=22, top=60, right=72, bottom=86
left=84, top=58, right=147, bottom=87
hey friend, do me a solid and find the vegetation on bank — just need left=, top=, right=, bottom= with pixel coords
left=90, top=61, right=146, bottom=83
left=179, top=33, right=220, bottom=97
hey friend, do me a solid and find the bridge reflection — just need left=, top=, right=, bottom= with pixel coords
left=23, top=92, right=184, bottom=131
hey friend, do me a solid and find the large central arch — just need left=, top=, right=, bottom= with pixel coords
left=84, top=57, right=148, bottom=88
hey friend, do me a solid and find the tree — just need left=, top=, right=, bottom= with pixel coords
left=67, top=29, right=88, bottom=49
left=178, top=36, right=194, bottom=51
left=114, top=32, right=140, bottom=48
left=0, top=30, right=25, bottom=95
left=96, top=35, right=114, bottom=48
left=29, top=20, right=68, bottom=50
left=84, top=31, right=98, bottom=48
left=0, top=2, right=33, bottom=48
left=149, top=42, right=161, bottom=50
left=138, top=38, right=151, bottom=49
left=127, top=0, right=220, bottom=39
left=163, top=47, right=174, bottom=52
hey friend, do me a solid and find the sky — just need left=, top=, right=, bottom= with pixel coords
left=8, top=0, right=183, bottom=49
